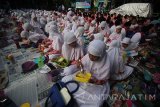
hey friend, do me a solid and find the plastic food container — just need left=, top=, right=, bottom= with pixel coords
left=52, top=57, right=69, bottom=68
left=74, top=71, right=91, bottom=83
left=20, top=103, right=30, bottom=107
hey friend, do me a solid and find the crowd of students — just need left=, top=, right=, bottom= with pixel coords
left=0, top=8, right=160, bottom=107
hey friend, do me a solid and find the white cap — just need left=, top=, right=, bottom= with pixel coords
left=116, top=25, right=122, bottom=29
left=64, top=32, right=77, bottom=44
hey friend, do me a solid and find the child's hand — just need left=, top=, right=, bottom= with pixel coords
left=89, top=76, right=106, bottom=85
left=71, top=60, right=78, bottom=65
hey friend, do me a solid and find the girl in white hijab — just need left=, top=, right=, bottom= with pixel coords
left=71, top=16, right=79, bottom=33
left=67, top=11, right=73, bottom=22
left=42, top=24, right=62, bottom=48
left=30, top=13, right=42, bottom=28
left=44, top=32, right=64, bottom=55
left=62, top=17, right=69, bottom=29
left=22, top=23, right=33, bottom=32
left=62, top=40, right=110, bottom=107
left=18, top=17, right=26, bottom=24
left=107, top=40, right=133, bottom=80
left=20, top=30, right=30, bottom=45
left=62, top=32, right=84, bottom=64
left=87, top=20, right=97, bottom=36
left=110, top=25, right=126, bottom=40
left=121, top=37, right=131, bottom=51
left=98, top=21, right=110, bottom=37
left=74, top=27, right=85, bottom=46
left=48, top=25, right=62, bottom=40
left=39, top=17, right=47, bottom=30
left=20, top=30, right=47, bottom=48
left=28, top=33, right=47, bottom=47
left=22, top=23, right=44, bottom=35
left=62, top=22, right=72, bottom=36
left=108, top=26, right=122, bottom=45
left=45, top=21, right=57, bottom=34
left=126, top=32, right=141, bottom=51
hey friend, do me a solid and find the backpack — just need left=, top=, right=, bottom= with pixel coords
left=45, top=80, right=79, bottom=107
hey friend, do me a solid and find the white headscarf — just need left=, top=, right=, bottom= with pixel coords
left=31, top=13, right=36, bottom=19
left=20, top=30, right=29, bottom=38
left=78, top=39, right=110, bottom=81
left=74, top=27, right=84, bottom=38
left=18, top=17, right=25, bottom=23
left=116, top=25, right=122, bottom=29
left=94, top=33, right=104, bottom=41
left=51, top=36, right=63, bottom=52
left=40, top=17, right=47, bottom=28
left=67, top=11, right=73, bottom=21
left=49, top=25, right=59, bottom=33
left=48, top=26, right=63, bottom=42
left=110, top=25, right=116, bottom=34
left=62, top=32, right=84, bottom=61
left=109, top=26, right=123, bottom=44
left=110, top=25, right=126, bottom=39
left=63, top=32, right=77, bottom=45
left=107, top=40, right=124, bottom=74
left=71, top=19, right=78, bottom=33
left=47, top=17, right=52, bottom=23
left=29, top=33, right=46, bottom=43
left=23, top=22, right=44, bottom=34
left=88, top=20, right=96, bottom=34
left=88, top=40, right=106, bottom=57
left=121, top=37, right=130, bottom=44
left=30, top=15, right=41, bottom=28
left=45, top=21, right=57, bottom=33
left=126, top=33, right=141, bottom=50
left=62, top=23, right=72, bottom=35
left=99, top=21, right=110, bottom=36
left=131, top=33, right=141, bottom=43
left=121, top=28, right=126, bottom=40
left=99, top=21, right=106, bottom=28
left=22, top=23, right=32, bottom=31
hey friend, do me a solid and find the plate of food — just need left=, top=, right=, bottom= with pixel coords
left=52, top=57, right=69, bottom=68
left=74, top=71, right=91, bottom=83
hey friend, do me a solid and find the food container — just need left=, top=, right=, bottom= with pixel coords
left=20, top=103, right=30, bottom=107
left=52, top=57, right=69, bottom=68
left=74, top=71, right=91, bottom=83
